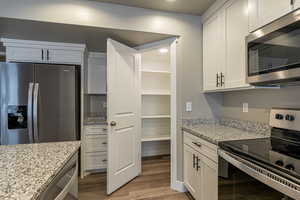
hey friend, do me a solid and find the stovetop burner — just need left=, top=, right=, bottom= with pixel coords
left=220, top=108, right=300, bottom=185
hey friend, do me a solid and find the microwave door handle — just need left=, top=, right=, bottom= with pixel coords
left=33, top=83, right=39, bottom=143
left=27, top=83, right=34, bottom=143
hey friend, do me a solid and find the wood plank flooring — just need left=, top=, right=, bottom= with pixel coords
left=78, top=156, right=191, bottom=200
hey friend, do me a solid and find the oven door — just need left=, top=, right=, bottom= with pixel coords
left=218, top=150, right=300, bottom=200
left=247, top=11, right=300, bottom=86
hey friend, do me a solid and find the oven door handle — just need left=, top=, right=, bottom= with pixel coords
left=218, top=150, right=300, bottom=200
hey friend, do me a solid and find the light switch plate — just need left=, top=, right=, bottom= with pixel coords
left=243, top=103, right=248, bottom=113
left=186, top=102, right=192, bottom=112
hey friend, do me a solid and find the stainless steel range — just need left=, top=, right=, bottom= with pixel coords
left=218, top=108, right=300, bottom=200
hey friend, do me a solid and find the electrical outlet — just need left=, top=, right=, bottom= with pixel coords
left=186, top=102, right=192, bottom=112
left=243, top=103, right=248, bottom=113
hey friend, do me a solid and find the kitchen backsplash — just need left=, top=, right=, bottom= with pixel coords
left=222, top=86, right=300, bottom=123
left=87, top=94, right=107, bottom=118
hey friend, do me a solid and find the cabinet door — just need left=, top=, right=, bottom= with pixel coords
left=6, top=47, right=43, bottom=63
left=201, top=155, right=218, bottom=200
left=223, top=0, right=250, bottom=89
left=47, top=49, right=83, bottom=64
left=248, top=0, right=259, bottom=32
left=184, top=144, right=198, bottom=199
left=88, top=55, right=107, bottom=94
left=295, top=1, right=300, bottom=9
left=203, top=12, right=224, bottom=91
left=258, top=0, right=293, bottom=27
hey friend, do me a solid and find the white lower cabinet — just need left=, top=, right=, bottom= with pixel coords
left=184, top=144, right=201, bottom=199
left=183, top=132, right=218, bottom=200
left=295, top=0, right=300, bottom=9
left=83, top=125, right=108, bottom=173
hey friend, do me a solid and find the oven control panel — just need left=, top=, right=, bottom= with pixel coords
left=270, top=108, right=300, bottom=131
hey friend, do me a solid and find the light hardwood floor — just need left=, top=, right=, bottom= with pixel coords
left=78, top=156, right=191, bottom=200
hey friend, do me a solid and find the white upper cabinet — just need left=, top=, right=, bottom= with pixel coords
left=258, top=0, right=293, bottom=27
left=223, top=0, right=250, bottom=89
left=47, top=49, right=83, bottom=64
left=1, top=38, right=85, bottom=65
left=249, top=0, right=294, bottom=32
left=203, top=0, right=250, bottom=92
left=203, top=12, right=225, bottom=91
left=87, top=52, right=107, bottom=94
left=6, top=46, right=44, bottom=63
left=248, top=0, right=260, bottom=32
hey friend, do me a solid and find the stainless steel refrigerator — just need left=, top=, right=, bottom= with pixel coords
left=0, top=62, right=80, bottom=145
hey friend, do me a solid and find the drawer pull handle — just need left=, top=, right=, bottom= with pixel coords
left=103, top=128, right=107, bottom=131
left=193, top=154, right=196, bottom=168
left=192, top=142, right=202, bottom=148
left=102, top=159, right=107, bottom=162
left=102, top=142, right=107, bottom=145
left=196, top=157, right=200, bottom=171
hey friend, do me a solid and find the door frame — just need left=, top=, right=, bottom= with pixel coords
left=136, top=37, right=181, bottom=192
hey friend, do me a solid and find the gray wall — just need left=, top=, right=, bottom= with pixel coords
left=222, top=87, right=300, bottom=123
left=0, top=0, right=223, bottom=182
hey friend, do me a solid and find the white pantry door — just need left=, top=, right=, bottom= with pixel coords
left=106, top=39, right=141, bottom=194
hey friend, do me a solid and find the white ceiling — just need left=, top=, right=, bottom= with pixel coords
left=91, top=0, right=216, bottom=16
left=0, top=18, right=175, bottom=52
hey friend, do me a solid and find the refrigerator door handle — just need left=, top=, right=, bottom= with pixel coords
left=27, top=83, right=34, bottom=143
left=33, top=83, right=39, bottom=143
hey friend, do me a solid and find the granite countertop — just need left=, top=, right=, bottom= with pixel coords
left=0, top=141, right=81, bottom=200
left=183, top=118, right=270, bottom=145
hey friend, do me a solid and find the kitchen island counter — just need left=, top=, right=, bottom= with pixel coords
left=0, top=141, right=80, bottom=200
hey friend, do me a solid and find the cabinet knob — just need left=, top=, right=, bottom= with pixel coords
left=103, top=128, right=107, bottom=131
left=110, top=121, right=117, bottom=126
left=102, top=142, right=107, bottom=145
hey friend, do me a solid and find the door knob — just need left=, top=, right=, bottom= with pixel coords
left=110, top=121, right=117, bottom=126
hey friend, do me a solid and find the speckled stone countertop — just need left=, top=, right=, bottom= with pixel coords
left=182, top=118, right=270, bottom=145
left=0, top=141, right=81, bottom=200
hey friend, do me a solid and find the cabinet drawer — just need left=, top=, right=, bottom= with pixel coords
left=6, top=47, right=43, bottom=62
left=85, top=135, right=107, bottom=153
left=184, top=131, right=218, bottom=163
left=85, top=152, right=107, bottom=170
left=85, top=125, right=107, bottom=135
left=47, top=49, right=83, bottom=64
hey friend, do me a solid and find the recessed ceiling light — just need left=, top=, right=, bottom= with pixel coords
left=159, top=48, right=169, bottom=53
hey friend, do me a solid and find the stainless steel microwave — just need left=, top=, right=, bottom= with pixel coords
left=247, top=9, right=300, bottom=86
